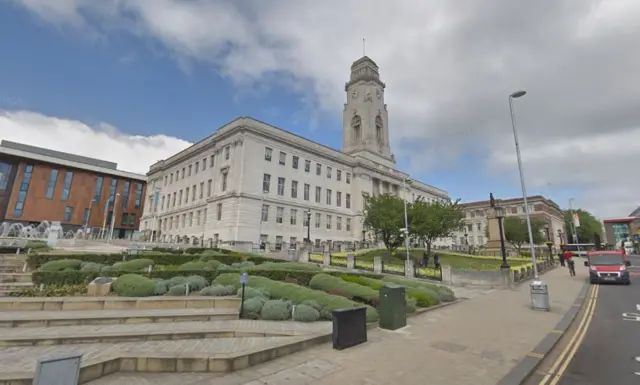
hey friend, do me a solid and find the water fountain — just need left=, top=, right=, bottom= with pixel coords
left=0, top=220, right=81, bottom=249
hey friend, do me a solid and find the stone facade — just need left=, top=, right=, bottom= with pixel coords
left=139, top=56, right=450, bottom=250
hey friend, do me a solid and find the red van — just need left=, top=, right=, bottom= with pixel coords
left=584, top=250, right=631, bottom=285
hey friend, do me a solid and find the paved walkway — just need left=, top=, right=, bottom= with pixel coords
left=90, top=266, right=586, bottom=385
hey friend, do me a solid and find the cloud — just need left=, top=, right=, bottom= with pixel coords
left=0, top=110, right=191, bottom=174
left=8, top=0, right=640, bottom=217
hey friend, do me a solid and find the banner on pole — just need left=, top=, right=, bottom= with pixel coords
left=572, top=213, right=580, bottom=228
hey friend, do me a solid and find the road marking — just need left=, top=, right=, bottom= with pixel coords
left=538, top=285, right=599, bottom=385
left=622, top=313, right=640, bottom=322
left=527, top=352, right=545, bottom=359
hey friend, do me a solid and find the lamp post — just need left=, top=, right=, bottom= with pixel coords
left=557, top=229, right=564, bottom=246
left=402, top=177, right=412, bottom=262
left=150, top=186, right=161, bottom=243
left=258, top=190, right=268, bottom=247
left=495, top=206, right=509, bottom=268
left=362, top=229, right=366, bottom=247
left=108, top=193, right=120, bottom=243
left=544, top=224, right=553, bottom=260
left=305, top=209, right=311, bottom=245
left=84, top=198, right=96, bottom=229
left=100, top=199, right=110, bottom=240
left=464, top=231, right=469, bottom=254
left=568, top=198, right=581, bottom=257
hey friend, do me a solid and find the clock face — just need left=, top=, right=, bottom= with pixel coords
left=352, top=90, right=358, bottom=99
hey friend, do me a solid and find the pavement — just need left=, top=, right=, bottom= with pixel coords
left=524, top=254, right=640, bottom=385
left=86, top=265, right=587, bottom=385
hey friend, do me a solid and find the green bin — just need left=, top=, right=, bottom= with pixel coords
left=379, top=284, right=406, bottom=330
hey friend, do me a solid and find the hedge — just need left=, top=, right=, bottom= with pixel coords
left=309, top=274, right=380, bottom=308
left=341, top=275, right=441, bottom=307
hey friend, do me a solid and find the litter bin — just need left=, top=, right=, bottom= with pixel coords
left=379, top=284, right=406, bottom=330
left=530, top=280, right=550, bottom=311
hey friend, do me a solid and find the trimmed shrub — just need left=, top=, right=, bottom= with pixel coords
left=178, top=260, right=220, bottom=271
left=154, top=280, right=168, bottom=295
left=310, top=274, right=379, bottom=307
left=406, top=297, right=417, bottom=313
left=261, top=300, right=291, bottom=321
left=185, top=275, right=208, bottom=291
left=113, top=258, right=155, bottom=272
left=27, top=252, right=190, bottom=270
left=239, top=286, right=270, bottom=299
left=231, top=261, right=255, bottom=269
left=168, top=276, right=188, bottom=287
left=40, top=259, right=83, bottom=271
left=168, top=284, right=188, bottom=296
left=199, top=252, right=228, bottom=262
left=292, top=304, right=320, bottom=322
left=80, top=262, right=105, bottom=272
left=381, top=276, right=455, bottom=302
left=301, top=299, right=322, bottom=311
left=241, top=297, right=265, bottom=319
left=112, top=274, right=156, bottom=297
left=342, top=275, right=440, bottom=308
left=200, top=285, right=235, bottom=296
left=217, top=264, right=233, bottom=271
left=251, top=262, right=321, bottom=272
left=213, top=273, right=378, bottom=323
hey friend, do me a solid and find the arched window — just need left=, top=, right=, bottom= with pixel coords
left=351, top=115, right=362, bottom=144
left=375, top=115, right=384, bottom=145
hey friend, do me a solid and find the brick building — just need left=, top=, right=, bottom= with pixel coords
left=0, top=140, right=147, bottom=238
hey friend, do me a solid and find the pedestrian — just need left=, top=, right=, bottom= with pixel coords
left=558, top=250, right=566, bottom=267
left=434, top=253, right=441, bottom=270
left=422, top=251, right=429, bottom=267
left=564, top=249, right=575, bottom=276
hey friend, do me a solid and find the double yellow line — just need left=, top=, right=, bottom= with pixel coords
left=538, top=284, right=600, bottom=385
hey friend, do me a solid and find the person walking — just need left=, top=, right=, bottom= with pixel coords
left=558, top=250, right=566, bottom=267
left=564, top=249, right=575, bottom=276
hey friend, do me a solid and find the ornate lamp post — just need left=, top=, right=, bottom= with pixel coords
left=495, top=205, right=509, bottom=269
left=544, top=224, right=553, bottom=260
left=305, top=209, right=312, bottom=245
left=464, top=231, right=469, bottom=254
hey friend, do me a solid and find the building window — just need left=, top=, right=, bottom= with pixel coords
left=326, top=215, right=332, bottom=229
left=279, top=151, right=286, bottom=165
left=83, top=208, right=90, bottom=225
left=304, top=183, right=310, bottom=201
left=346, top=218, right=351, bottom=231
left=326, top=189, right=332, bottom=205
left=210, top=155, right=215, bottom=168
left=476, top=222, right=482, bottom=231
left=316, top=163, right=321, bottom=175
left=134, top=183, right=143, bottom=208
left=265, top=147, right=272, bottom=161
left=188, top=212, right=193, bottom=227
left=346, top=173, right=351, bottom=184
left=276, top=207, right=284, bottom=224
left=181, top=214, right=186, bottom=227
left=121, top=181, right=131, bottom=212
left=93, top=175, right=104, bottom=204
left=45, top=169, right=59, bottom=199
left=196, top=210, right=201, bottom=225
left=305, top=160, right=311, bottom=172
left=169, top=173, right=173, bottom=184
left=203, top=208, right=207, bottom=224
left=207, top=179, right=212, bottom=197
left=291, top=180, right=298, bottom=198
left=108, top=178, right=118, bottom=207
left=107, top=210, right=113, bottom=225
left=184, top=188, right=190, bottom=203
left=217, top=203, right=222, bottom=220
left=225, top=146, right=230, bottom=160
left=188, top=165, right=192, bottom=177
left=336, top=216, right=342, bottom=230
left=161, top=195, right=165, bottom=210
left=290, top=209, right=297, bottom=225
left=181, top=168, right=185, bottom=179
left=14, top=165, right=33, bottom=217
left=172, top=192, right=176, bottom=207
left=327, top=167, right=332, bottom=179
left=64, top=206, right=73, bottom=222
left=199, top=182, right=204, bottom=199
left=315, top=213, right=321, bottom=228
left=60, top=171, right=74, bottom=201
left=191, top=184, right=196, bottom=201
left=261, top=204, right=269, bottom=222
left=122, top=213, right=129, bottom=226
left=195, top=161, right=199, bottom=174
left=164, top=175, right=167, bottom=186
left=202, top=159, right=206, bottom=171
left=277, top=177, right=285, bottom=196
left=303, top=212, right=309, bottom=227
left=221, top=172, right=228, bottom=192
left=315, top=186, right=321, bottom=203
left=0, top=162, right=12, bottom=191
left=129, top=213, right=136, bottom=226
left=336, top=192, right=342, bottom=207
left=292, top=156, right=299, bottom=169
left=290, top=237, right=297, bottom=249
left=263, top=174, right=271, bottom=193
left=336, top=170, right=342, bottom=182
left=179, top=190, right=183, bottom=206
left=346, top=193, right=351, bottom=209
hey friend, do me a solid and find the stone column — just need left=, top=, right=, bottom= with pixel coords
left=346, top=254, right=355, bottom=270
left=440, top=265, right=453, bottom=284
left=500, top=267, right=513, bottom=289
left=299, top=248, right=310, bottom=263
left=323, top=253, right=331, bottom=267
left=404, top=259, right=415, bottom=279
left=373, top=256, right=383, bottom=274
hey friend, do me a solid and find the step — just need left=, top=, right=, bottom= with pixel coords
left=0, top=282, right=33, bottom=291
left=0, top=319, right=332, bottom=346
left=0, top=273, right=32, bottom=283
left=0, top=296, right=240, bottom=311
left=0, top=333, right=331, bottom=385
left=0, top=308, right=240, bottom=327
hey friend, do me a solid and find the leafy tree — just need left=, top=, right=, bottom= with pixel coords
left=362, top=194, right=406, bottom=253
left=503, top=216, right=545, bottom=255
left=563, top=209, right=602, bottom=244
left=409, top=198, right=465, bottom=256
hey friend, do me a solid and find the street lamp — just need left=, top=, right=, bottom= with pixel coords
left=544, top=224, right=553, bottom=260
left=508, top=89, right=539, bottom=278
left=258, top=189, right=268, bottom=247
left=305, top=209, right=312, bottom=245
left=84, top=198, right=96, bottom=229
left=568, top=198, right=581, bottom=256
left=402, top=177, right=412, bottom=262
left=108, top=193, right=120, bottom=242
left=495, top=205, right=509, bottom=268
left=557, top=229, right=564, bottom=245
left=464, top=231, right=469, bottom=253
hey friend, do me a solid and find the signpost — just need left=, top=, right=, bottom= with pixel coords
left=239, top=272, right=248, bottom=319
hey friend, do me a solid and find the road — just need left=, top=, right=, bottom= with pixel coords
left=525, top=254, right=640, bottom=385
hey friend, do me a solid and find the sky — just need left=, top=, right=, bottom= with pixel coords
left=1, top=0, right=639, bottom=219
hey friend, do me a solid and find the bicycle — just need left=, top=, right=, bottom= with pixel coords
left=567, top=260, right=576, bottom=276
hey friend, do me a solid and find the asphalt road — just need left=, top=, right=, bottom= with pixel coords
left=547, top=254, right=640, bottom=384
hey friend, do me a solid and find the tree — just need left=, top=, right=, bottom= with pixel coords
left=502, top=216, right=545, bottom=255
left=563, top=209, right=602, bottom=244
left=409, top=198, right=465, bottom=256
left=362, top=194, right=406, bottom=253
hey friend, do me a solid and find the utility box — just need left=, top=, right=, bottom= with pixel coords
left=379, top=284, right=406, bottom=330
left=530, top=280, right=550, bottom=311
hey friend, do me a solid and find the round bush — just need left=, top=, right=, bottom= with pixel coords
left=242, top=297, right=265, bottom=320
left=154, top=280, right=168, bottom=295
left=115, top=258, right=155, bottom=272
left=168, top=276, right=187, bottom=287
left=40, top=259, right=83, bottom=271
left=199, top=253, right=226, bottom=263
left=292, top=304, right=320, bottom=322
left=80, top=262, right=105, bottom=272
left=300, top=300, right=322, bottom=311
left=406, top=297, right=417, bottom=313
left=217, top=264, right=232, bottom=271
left=231, top=261, right=255, bottom=269
left=168, top=284, right=188, bottom=296
left=239, top=287, right=270, bottom=299
left=200, top=285, right=235, bottom=296
left=260, top=300, right=291, bottom=321
left=185, top=275, right=209, bottom=291
left=436, top=290, right=455, bottom=302
left=112, top=274, right=156, bottom=297
left=414, top=288, right=440, bottom=307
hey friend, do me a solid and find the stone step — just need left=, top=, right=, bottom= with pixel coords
left=0, top=308, right=240, bottom=327
left=0, top=296, right=240, bottom=311
left=0, top=319, right=332, bottom=347
left=0, top=281, right=33, bottom=290
left=0, top=273, right=32, bottom=283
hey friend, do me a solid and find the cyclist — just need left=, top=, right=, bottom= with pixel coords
left=564, top=249, right=575, bottom=276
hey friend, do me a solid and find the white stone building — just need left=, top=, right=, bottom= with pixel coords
left=139, top=56, right=451, bottom=251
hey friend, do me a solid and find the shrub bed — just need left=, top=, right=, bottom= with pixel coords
left=309, top=274, right=379, bottom=307
left=213, top=273, right=379, bottom=322
left=10, top=285, right=87, bottom=297
left=381, top=276, right=456, bottom=302
left=341, top=275, right=441, bottom=307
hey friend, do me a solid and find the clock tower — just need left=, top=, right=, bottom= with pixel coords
left=342, top=56, right=393, bottom=164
